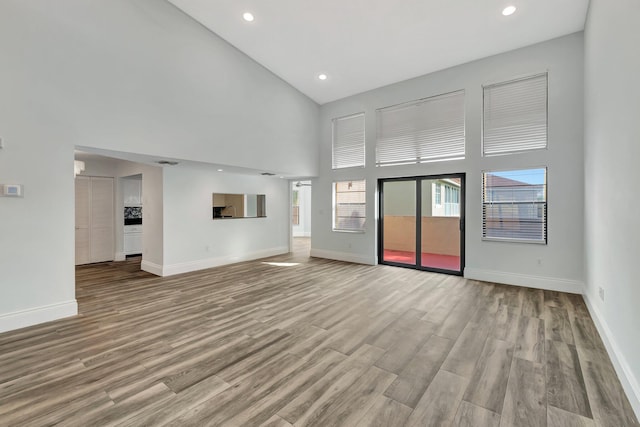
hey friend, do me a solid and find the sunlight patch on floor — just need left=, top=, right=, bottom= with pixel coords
left=262, top=262, right=300, bottom=267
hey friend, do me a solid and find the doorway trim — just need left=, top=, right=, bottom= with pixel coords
left=378, top=173, right=465, bottom=276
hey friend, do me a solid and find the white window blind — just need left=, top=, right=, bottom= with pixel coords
left=332, top=113, right=365, bottom=169
left=376, top=90, right=465, bottom=166
left=483, top=73, right=547, bottom=156
left=482, top=168, right=547, bottom=244
left=333, top=180, right=366, bottom=232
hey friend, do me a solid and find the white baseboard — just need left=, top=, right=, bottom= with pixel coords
left=583, top=293, right=640, bottom=420
left=310, top=248, right=376, bottom=265
left=0, top=300, right=78, bottom=334
left=114, top=252, right=126, bottom=262
left=141, top=260, right=163, bottom=276
left=464, top=267, right=583, bottom=294
left=155, top=247, right=290, bottom=277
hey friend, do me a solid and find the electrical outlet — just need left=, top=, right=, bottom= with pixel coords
left=205, top=245, right=210, bottom=252
left=599, top=286, right=605, bottom=302
left=537, top=258, right=542, bottom=266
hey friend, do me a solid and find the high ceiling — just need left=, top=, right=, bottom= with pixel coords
left=167, top=0, right=589, bottom=105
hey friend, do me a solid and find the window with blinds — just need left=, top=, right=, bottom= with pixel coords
left=332, top=113, right=365, bottom=169
left=482, top=168, right=547, bottom=243
left=333, top=180, right=366, bottom=232
left=376, top=90, right=465, bottom=166
left=483, top=73, right=548, bottom=156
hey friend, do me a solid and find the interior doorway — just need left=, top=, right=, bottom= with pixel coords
left=378, top=173, right=465, bottom=275
left=291, top=180, right=311, bottom=256
left=74, top=149, right=159, bottom=275
left=121, top=174, right=143, bottom=258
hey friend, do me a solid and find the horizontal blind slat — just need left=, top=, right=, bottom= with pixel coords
left=333, top=179, right=366, bottom=231
left=376, top=90, right=465, bottom=166
left=482, top=168, right=547, bottom=243
left=483, top=74, right=547, bottom=156
left=333, top=113, right=365, bottom=169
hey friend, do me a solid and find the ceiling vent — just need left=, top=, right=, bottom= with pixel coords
left=156, top=160, right=179, bottom=166
left=261, top=172, right=276, bottom=176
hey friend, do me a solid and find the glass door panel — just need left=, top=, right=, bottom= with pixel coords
left=420, top=178, right=461, bottom=272
left=382, top=180, right=417, bottom=266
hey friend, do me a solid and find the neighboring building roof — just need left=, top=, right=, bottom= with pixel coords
left=439, top=178, right=462, bottom=188
left=484, top=174, right=528, bottom=187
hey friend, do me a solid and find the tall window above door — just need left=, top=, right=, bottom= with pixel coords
left=483, top=73, right=548, bottom=156
left=332, top=112, right=365, bottom=169
left=376, top=90, right=465, bottom=166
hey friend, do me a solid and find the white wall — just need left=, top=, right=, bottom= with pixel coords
left=160, top=164, right=290, bottom=276
left=0, top=0, right=318, bottom=332
left=584, top=0, right=640, bottom=416
left=0, top=0, right=319, bottom=177
left=77, top=156, right=118, bottom=178
left=0, top=125, right=77, bottom=333
left=312, top=33, right=585, bottom=292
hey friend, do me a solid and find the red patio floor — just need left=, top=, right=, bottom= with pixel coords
left=383, top=249, right=460, bottom=271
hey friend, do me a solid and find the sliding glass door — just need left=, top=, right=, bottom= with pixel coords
left=419, top=177, right=462, bottom=272
left=379, top=174, right=465, bottom=275
left=380, top=180, right=417, bottom=266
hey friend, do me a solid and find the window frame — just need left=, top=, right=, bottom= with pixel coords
left=331, top=112, right=366, bottom=170
left=375, top=90, right=466, bottom=167
left=332, top=179, right=366, bottom=233
left=482, top=72, right=548, bottom=157
left=482, top=167, right=548, bottom=244
left=435, top=184, right=442, bottom=206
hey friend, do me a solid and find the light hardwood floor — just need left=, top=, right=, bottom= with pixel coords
left=0, top=240, right=637, bottom=426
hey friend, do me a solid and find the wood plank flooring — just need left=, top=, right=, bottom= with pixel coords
left=0, top=239, right=637, bottom=426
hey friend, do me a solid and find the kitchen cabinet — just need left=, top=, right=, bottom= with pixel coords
left=124, top=225, right=143, bottom=255
left=212, top=193, right=245, bottom=218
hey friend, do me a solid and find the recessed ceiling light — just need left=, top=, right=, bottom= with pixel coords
left=243, top=12, right=254, bottom=22
left=318, top=74, right=328, bottom=81
left=217, top=169, right=223, bottom=172
left=502, top=5, right=516, bottom=16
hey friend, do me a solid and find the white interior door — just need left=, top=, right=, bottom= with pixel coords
left=90, top=177, right=114, bottom=263
left=75, top=176, right=91, bottom=265
left=75, top=176, right=114, bottom=265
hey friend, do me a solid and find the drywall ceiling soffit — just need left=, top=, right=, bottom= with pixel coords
left=74, top=147, right=304, bottom=178
left=167, top=0, right=589, bottom=104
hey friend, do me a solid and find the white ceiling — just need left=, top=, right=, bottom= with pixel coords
left=167, top=0, right=589, bottom=105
